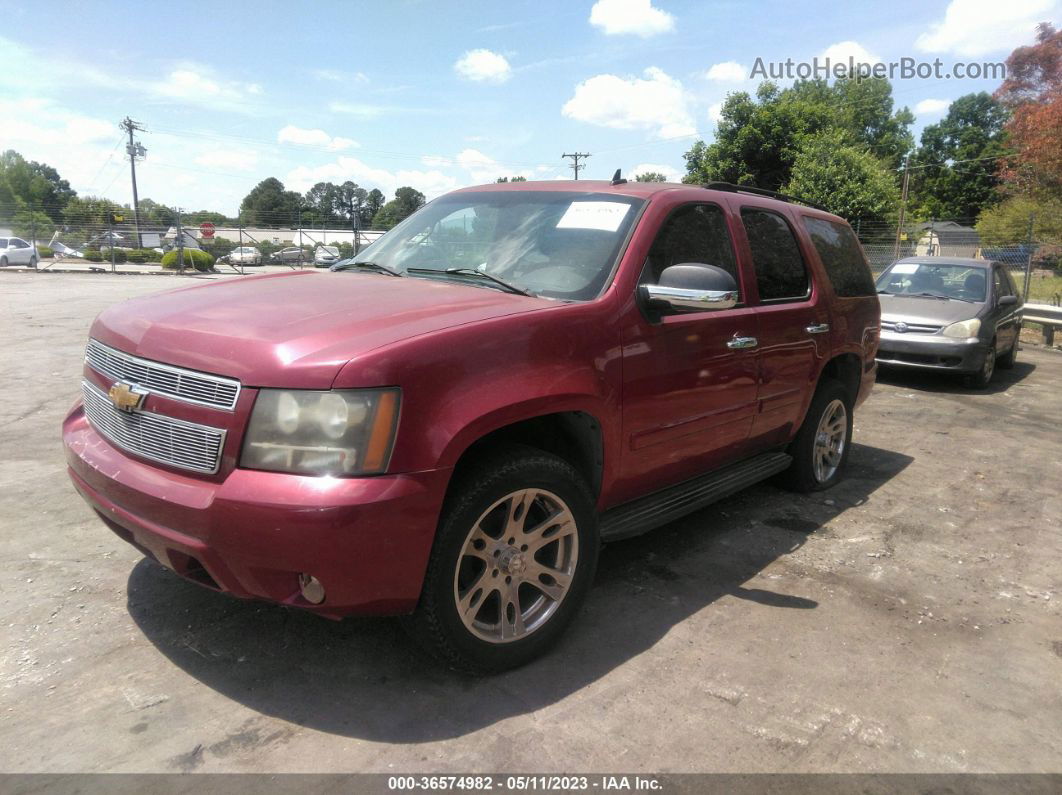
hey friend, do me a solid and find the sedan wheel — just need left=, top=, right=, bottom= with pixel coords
left=454, top=488, right=578, bottom=644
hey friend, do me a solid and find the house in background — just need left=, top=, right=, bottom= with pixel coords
left=915, top=221, right=982, bottom=258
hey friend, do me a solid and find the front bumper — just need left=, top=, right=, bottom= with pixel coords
left=63, top=401, right=451, bottom=618
left=876, top=331, right=988, bottom=373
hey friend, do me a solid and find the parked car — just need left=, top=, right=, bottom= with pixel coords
left=229, top=246, right=263, bottom=266
left=270, top=246, right=309, bottom=264
left=314, top=245, right=341, bottom=267
left=875, top=257, right=1023, bottom=388
left=63, top=180, right=879, bottom=672
left=0, top=236, right=39, bottom=266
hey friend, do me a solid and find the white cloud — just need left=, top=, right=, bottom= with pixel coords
left=277, top=125, right=358, bottom=151
left=562, top=67, right=695, bottom=138
left=150, top=67, right=263, bottom=108
left=589, top=0, right=675, bottom=36
left=455, top=148, right=532, bottom=182
left=454, top=49, right=512, bottom=83
left=819, top=40, right=882, bottom=67
left=421, top=155, right=451, bottom=167
left=704, top=61, right=747, bottom=82
left=707, top=102, right=724, bottom=124
left=312, top=68, right=369, bottom=84
left=914, top=98, right=952, bottom=115
left=630, top=162, right=682, bottom=182
left=286, top=157, right=458, bottom=199
left=194, top=148, right=259, bottom=171
left=916, top=0, right=1056, bottom=56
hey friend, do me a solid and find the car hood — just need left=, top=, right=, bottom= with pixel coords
left=877, top=294, right=982, bottom=327
left=90, top=270, right=548, bottom=388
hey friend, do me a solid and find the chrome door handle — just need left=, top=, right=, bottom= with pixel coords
left=727, top=336, right=758, bottom=350
left=806, top=323, right=830, bottom=334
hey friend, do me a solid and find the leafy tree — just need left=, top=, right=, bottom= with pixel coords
left=239, top=177, right=303, bottom=227
left=337, top=181, right=368, bottom=224
left=994, top=23, right=1062, bottom=198
left=60, top=196, right=125, bottom=240
left=371, top=186, right=426, bottom=230
left=137, top=198, right=176, bottom=228
left=0, top=150, right=77, bottom=221
left=364, top=188, right=385, bottom=226
left=784, top=129, right=899, bottom=226
left=976, top=195, right=1062, bottom=245
left=634, top=172, right=668, bottom=182
left=684, top=77, right=913, bottom=190
left=12, top=209, right=53, bottom=241
left=909, top=93, right=1009, bottom=221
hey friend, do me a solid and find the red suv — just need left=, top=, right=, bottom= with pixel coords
left=63, top=180, right=879, bottom=672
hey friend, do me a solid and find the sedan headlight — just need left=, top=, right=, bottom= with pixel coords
left=241, top=388, right=400, bottom=476
left=941, top=318, right=981, bottom=339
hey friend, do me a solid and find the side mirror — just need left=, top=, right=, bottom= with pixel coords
left=998, top=294, right=1018, bottom=306
left=641, top=264, right=739, bottom=314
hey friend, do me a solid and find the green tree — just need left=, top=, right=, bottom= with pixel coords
left=784, top=129, right=899, bottom=226
left=0, top=150, right=77, bottom=222
left=909, top=93, right=1009, bottom=221
left=137, top=198, right=176, bottom=228
left=61, top=196, right=125, bottom=240
left=364, top=188, right=385, bottom=226
left=372, top=186, right=426, bottom=229
left=684, top=77, right=913, bottom=190
left=239, top=177, right=303, bottom=227
left=634, top=172, right=668, bottom=182
left=12, top=209, right=53, bottom=241
left=976, top=195, right=1062, bottom=245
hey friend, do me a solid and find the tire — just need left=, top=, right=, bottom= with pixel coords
left=0, top=257, right=7, bottom=267
left=406, top=445, right=599, bottom=674
left=780, top=379, right=853, bottom=493
left=29, top=256, right=37, bottom=268
left=997, top=339, right=1017, bottom=370
left=967, top=344, right=996, bottom=389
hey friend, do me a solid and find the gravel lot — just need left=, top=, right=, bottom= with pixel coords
left=1, top=271, right=1059, bottom=774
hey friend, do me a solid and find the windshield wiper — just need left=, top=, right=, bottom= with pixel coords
left=331, top=260, right=402, bottom=277
left=407, top=267, right=533, bottom=296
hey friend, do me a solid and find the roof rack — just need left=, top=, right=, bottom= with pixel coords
left=701, top=182, right=828, bottom=212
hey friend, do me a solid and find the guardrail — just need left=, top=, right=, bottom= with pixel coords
left=1024, top=303, right=1062, bottom=346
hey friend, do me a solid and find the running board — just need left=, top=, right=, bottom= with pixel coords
left=599, top=452, right=792, bottom=542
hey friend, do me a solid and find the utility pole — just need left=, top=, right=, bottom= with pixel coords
left=175, top=208, right=185, bottom=273
left=893, top=153, right=911, bottom=261
left=1022, top=212, right=1036, bottom=301
left=120, top=117, right=147, bottom=248
left=562, top=152, right=591, bottom=180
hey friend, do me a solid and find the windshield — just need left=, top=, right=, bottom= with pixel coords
left=876, top=261, right=987, bottom=302
left=236, top=247, right=254, bottom=253
left=320, top=246, right=339, bottom=255
left=347, top=191, right=645, bottom=300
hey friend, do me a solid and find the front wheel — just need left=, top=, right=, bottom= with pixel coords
left=780, top=379, right=853, bottom=493
left=967, top=345, right=996, bottom=389
left=406, top=446, right=599, bottom=674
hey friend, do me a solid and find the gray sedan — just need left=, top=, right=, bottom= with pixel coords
left=875, top=257, right=1023, bottom=388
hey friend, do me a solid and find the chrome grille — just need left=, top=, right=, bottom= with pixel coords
left=85, top=339, right=240, bottom=410
left=881, top=320, right=942, bottom=334
left=82, top=380, right=226, bottom=474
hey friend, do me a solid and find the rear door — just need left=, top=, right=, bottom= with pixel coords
left=619, top=202, right=760, bottom=496
left=735, top=205, right=830, bottom=448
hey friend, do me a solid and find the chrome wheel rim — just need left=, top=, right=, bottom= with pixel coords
left=453, top=488, right=579, bottom=644
left=813, top=399, right=847, bottom=483
left=982, top=348, right=995, bottom=382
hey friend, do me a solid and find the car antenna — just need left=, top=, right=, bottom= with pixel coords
left=610, top=169, right=627, bottom=186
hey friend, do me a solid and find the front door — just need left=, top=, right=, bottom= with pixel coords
left=618, top=202, right=760, bottom=499
left=991, top=264, right=1021, bottom=353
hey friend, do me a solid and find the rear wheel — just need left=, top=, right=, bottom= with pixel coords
left=406, top=446, right=598, bottom=674
left=780, top=379, right=853, bottom=493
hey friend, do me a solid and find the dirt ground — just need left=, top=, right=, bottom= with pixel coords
left=1, top=271, right=1059, bottom=774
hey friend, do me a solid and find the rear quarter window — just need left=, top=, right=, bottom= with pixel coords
left=802, top=217, right=876, bottom=298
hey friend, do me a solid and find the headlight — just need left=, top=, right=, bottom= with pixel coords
left=942, top=318, right=981, bottom=339
left=240, top=388, right=400, bottom=476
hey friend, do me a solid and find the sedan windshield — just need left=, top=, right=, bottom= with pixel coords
left=876, top=262, right=987, bottom=302
left=346, top=191, right=645, bottom=300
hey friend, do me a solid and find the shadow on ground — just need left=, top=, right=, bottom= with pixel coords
left=127, top=442, right=912, bottom=743
left=877, top=357, right=1036, bottom=395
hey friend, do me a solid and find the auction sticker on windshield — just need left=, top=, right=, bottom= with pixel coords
left=891, top=262, right=920, bottom=274
left=556, top=201, right=631, bottom=232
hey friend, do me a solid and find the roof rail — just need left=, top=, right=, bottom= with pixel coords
left=701, top=181, right=828, bottom=212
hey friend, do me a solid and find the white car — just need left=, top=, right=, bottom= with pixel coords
left=0, top=237, right=39, bottom=266
left=314, top=245, right=341, bottom=267
left=229, top=246, right=262, bottom=266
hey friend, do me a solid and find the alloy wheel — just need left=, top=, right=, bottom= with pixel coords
left=812, top=398, right=847, bottom=483
left=453, top=488, right=579, bottom=644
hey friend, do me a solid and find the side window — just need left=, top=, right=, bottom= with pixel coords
left=647, top=204, right=740, bottom=297
left=802, top=216, right=875, bottom=297
left=741, top=209, right=809, bottom=302
left=0, top=239, right=7, bottom=248
left=993, top=267, right=1012, bottom=298
left=11, top=238, right=27, bottom=249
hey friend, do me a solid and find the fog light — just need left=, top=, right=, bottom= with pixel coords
left=299, top=573, right=325, bottom=604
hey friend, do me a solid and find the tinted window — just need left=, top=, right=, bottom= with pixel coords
left=647, top=204, right=739, bottom=295
left=0, top=239, right=7, bottom=248
left=741, top=209, right=809, bottom=301
left=803, top=217, right=875, bottom=297
left=993, top=267, right=1013, bottom=298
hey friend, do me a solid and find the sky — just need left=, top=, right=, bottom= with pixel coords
left=0, top=0, right=1058, bottom=216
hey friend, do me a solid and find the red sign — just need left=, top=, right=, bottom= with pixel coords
left=200, top=222, right=216, bottom=239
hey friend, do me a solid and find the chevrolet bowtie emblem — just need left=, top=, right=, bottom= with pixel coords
left=108, top=381, right=147, bottom=412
